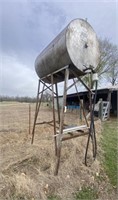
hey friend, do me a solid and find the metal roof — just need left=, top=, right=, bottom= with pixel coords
left=57, top=84, right=118, bottom=98
left=102, top=84, right=118, bottom=91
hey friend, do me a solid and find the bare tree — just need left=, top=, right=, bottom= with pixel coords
left=104, top=51, right=118, bottom=85
left=81, top=38, right=118, bottom=88
left=95, top=38, right=118, bottom=85
left=42, top=90, right=52, bottom=102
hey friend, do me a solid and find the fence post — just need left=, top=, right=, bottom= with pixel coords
left=29, top=104, right=31, bottom=135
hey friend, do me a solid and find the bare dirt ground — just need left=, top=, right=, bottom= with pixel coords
left=0, top=102, right=117, bottom=200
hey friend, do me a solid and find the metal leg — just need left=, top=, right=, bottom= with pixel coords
left=55, top=83, right=60, bottom=124
left=51, top=74, right=57, bottom=156
left=55, top=68, right=69, bottom=175
left=31, top=80, right=45, bottom=144
left=85, top=91, right=92, bottom=165
left=73, top=78, right=89, bottom=127
left=89, top=92, right=96, bottom=159
left=85, top=91, right=95, bottom=165
left=31, top=80, right=40, bottom=144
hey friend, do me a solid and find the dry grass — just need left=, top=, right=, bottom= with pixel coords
left=0, top=102, right=116, bottom=200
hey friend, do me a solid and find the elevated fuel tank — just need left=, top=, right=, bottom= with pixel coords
left=35, top=18, right=100, bottom=83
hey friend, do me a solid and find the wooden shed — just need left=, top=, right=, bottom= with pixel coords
left=55, top=85, right=118, bottom=117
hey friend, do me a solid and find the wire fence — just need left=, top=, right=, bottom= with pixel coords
left=0, top=101, right=86, bottom=136
left=0, top=102, right=36, bottom=135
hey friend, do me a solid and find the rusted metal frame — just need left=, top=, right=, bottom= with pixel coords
left=58, top=68, right=69, bottom=135
left=31, top=81, right=45, bottom=144
left=55, top=68, right=69, bottom=175
left=42, top=66, right=69, bottom=80
left=35, top=84, right=45, bottom=118
left=70, top=69, right=96, bottom=162
left=89, top=91, right=96, bottom=159
left=31, top=79, right=41, bottom=143
left=35, top=79, right=45, bottom=117
left=40, top=79, right=57, bottom=95
left=85, top=91, right=95, bottom=165
left=85, top=91, right=92, bottom=165
left=55, top=83, right=60, bottom=124
left=47, top=123, right=59, bottom=129
left=38, top=84, right=52, bottom=95
left=51, top=74, right=57, bottom=156
left=66, top=78, right=79, bottom=91
left=36, top=120, right=59, bottom=128
left=36, top=120, right=53, bottom=125
left=90, top=80, right=98, bottom=159
left=62, top=132, right=88, bottom=141
left=73, top=78, right=89, bottom=127
left=35, top=79, right=41, bottom=113
left=54, top=72, right=64, bottom=80
left=31, top=85, right=45, bottom=144
left=70, top=69, right=94, bottom=95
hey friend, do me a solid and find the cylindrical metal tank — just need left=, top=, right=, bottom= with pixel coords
left=35, top=18, right=100, bottom=83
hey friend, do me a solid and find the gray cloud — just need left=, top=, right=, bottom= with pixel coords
left=0, top=54, right=37, bottom=96
left=1, top=1, right=66, bottom=60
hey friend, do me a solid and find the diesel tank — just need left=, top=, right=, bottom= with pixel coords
left=35, top=18, right=100, bottom=83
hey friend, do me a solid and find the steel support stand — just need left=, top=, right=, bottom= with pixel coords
left=31, top=66, right=97, bottom=175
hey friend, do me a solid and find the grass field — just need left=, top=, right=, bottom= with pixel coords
left=101, top=119, right=117, bottom=187
left=75, top=119, right=118, bottom=200
left=0, top=102, right=117, bottom=200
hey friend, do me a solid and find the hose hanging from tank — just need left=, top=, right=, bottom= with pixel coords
left=91, top=79, right=98, bottom=159
left=85, top=72, right=98, bottom=166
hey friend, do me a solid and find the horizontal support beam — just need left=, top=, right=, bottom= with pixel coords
left=36, top=120, right=59, bottom=125
left=42, top=66, right=69, bottom=80
left=62, top=132, right=88, bottom=141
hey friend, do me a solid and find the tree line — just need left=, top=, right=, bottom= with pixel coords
left=0, top=96, right=37, bottom=103
left=0, top=92, right=52, bottom=103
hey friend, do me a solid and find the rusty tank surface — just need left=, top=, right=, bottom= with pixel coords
left=35, top=18, right=100, bottom=83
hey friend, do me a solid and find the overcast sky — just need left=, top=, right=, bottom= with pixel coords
left=0, top=0, right=117, bottom=97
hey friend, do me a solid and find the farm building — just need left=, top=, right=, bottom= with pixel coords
left=54, top=85, right=118, bottom=117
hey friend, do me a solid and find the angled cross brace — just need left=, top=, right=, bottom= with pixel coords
left=31, top=79, right=57, bottom=144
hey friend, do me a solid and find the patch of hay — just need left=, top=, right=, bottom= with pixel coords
left=0, top=104, right=116, bottom=200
